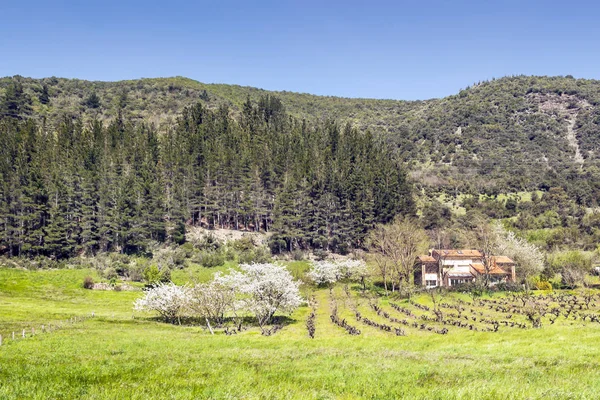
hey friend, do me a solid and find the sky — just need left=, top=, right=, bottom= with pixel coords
left=1, top=0, right=600, bottom=100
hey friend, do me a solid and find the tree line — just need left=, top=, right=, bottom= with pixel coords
left=0, top=89, right=413, bottom=259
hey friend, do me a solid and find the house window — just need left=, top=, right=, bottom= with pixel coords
left=450, top=278, right=468, bottom=286
left=426, top=280, right=437, bottom=287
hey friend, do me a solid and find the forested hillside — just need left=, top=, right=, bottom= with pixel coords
left=2, top=75, right=600, bottom=201
left=0, top=92, right=412, bottom=258
left=3, top=74, right=600, bottom=259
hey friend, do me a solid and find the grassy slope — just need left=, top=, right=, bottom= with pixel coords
left=2, top=268, right=600, bottom=399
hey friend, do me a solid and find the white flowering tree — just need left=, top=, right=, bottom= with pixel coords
left=493, top=223, right=545, bottom=290
left=134, top=282, right=191, bottom=324
left=308, top=259, right=370, bottom=288
left=307, top=261, right=340, bottom=285
left=338, top=259, right=370, bottom=289
left=188, top=280, right=235, bottom=326
left=216, top=263, right=302, bottom=331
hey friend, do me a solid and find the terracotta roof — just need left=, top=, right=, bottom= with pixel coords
left=432, top=249, right=483, bottom=258
left=470, top=263, right=508, bottom=275
left=417, top=255, right=436, bottom=263
left=492, top=256, right=514, bottom=264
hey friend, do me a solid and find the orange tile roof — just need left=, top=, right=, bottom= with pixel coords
left=470, top=263, right=508, bottom=275
left=417, top=255, right=436, bottom=263
left=432, top=249, right=483, bottom=258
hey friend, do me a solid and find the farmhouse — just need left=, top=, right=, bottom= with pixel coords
left=414, top=249, right=516, bottom=288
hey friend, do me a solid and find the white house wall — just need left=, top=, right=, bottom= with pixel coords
left=444, top=266, right=471, bottom=273
left=442, top=259, right=474, bottom=267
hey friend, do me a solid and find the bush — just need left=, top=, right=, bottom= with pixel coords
left=83, top=276, right=95, bottom=289
left=103, top=267, right=118, bottom=281
left=231, top=236, right=255, bottom=252
left=200, top=251, right=225, bottom=268
left=313, top=249, right=329, bottom=261
left=193, top=232, right=222, bottom=252
left=143, top=264, right=170, bottom=285
left=268, top=237, right=287, bottom=254
left=494, top=282, right=524, bottom=292
left=113, top=261, right=128, bottom=277
left=239, top=247, right=271, bottom=264
left=536, top=281, right=553, bottom=291
left=152, top=247, right=186, bottom=269
left=561, top=268, right=586, bottom=288
left=292, top=250, right=305, bottom=261
left=128, top=258, right=147, bottom=282
left=180, top=242, right=195, bottom=257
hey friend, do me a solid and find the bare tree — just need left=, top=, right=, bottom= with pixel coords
left=367, top=216, right=429, bottom=294
left=366, top=224, right=391, bottom=294
left=474, top=219, right=498, bottom=287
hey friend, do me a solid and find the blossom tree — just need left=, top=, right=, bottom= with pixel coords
left=216, top=263, right=303, bottom=331
left=308, top=259, right=370, bottom=289
left=337, top=259, right=369, bottom=279
left=338, top=259, right=370, bottom=289
left=134, top=282, right=191, bottom=324
left=493, top=224, right=544, bottom=290
left=188, top=280, right=235, bottom=328
left=307, top=261, right=340, bottom=285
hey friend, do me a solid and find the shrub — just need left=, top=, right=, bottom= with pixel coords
left=142, top=264, right=170, bottom=285
left=231, top=236, right=255, bottom=252
left=561, top=268, right=586, bottom=288
left=113, top=261, right=128, bottom=277
left=181, top=242, right=195, bottom=257
left=128, top=259, right=148, bottom=282
left=103, top=267, right=118, bottom=281
left=193, top=232, right=222, bottom=252
left=83, top=276, right=95, bottom=289
left=152, top=246, right=186, bottom=269
left=292, top=250, right=305, bottom=261
left=313, top=249, right=329, bottom=261
left=494, top=282, right=524, bottom=292
left=269, top=238, right=287, bottom=254
left=536, top=281, right=552, bottom=291
left=238, top=247, right=272, bottom=264
left=200, top=251, right=225, bottom=268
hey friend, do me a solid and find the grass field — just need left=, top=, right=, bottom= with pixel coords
left=2, top=266, right=600, bottom=399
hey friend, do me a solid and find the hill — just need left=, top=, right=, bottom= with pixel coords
left=2, top=74, right=600, bottom=199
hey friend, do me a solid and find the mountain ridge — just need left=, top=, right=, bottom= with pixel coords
left=2, top=74, right=600, bottom=200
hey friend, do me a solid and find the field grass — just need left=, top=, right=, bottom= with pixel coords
left=2, top=267, right=600, bottom=399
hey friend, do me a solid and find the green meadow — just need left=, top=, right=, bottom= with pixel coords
left=1, top=267, right=600, bottom=399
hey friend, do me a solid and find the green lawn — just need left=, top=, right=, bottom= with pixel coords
left=1, top=267, right=600, bottom=399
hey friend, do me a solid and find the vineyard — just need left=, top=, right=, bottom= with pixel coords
left=304, top=286, right=600, bottom=340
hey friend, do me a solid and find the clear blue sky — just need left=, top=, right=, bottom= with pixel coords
left=2, top=0, right=599, bottom=100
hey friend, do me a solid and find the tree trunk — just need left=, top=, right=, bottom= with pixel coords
left=383, top=274, right=388, bottom=295
left=205, top=317, right=214, bottom=335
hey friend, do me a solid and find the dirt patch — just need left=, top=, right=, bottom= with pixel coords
left=186, top=226, right=270, bottom=246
